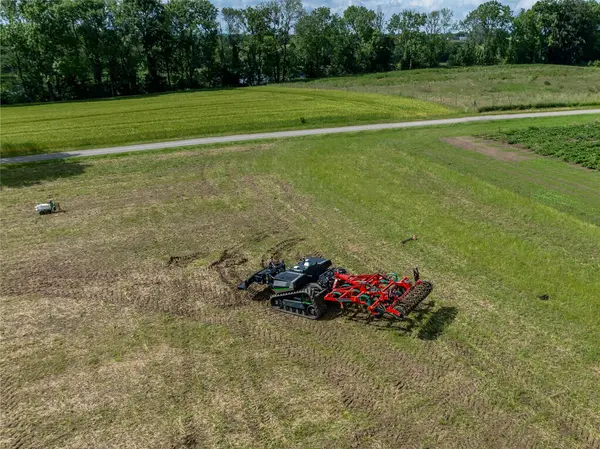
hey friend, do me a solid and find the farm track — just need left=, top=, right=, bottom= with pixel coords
left=2, top=109, right=599, bottom=163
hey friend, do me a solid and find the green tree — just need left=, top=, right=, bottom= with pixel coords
left=389, top=10, right=427, bottom=69
left=1, top=0, right=599, bottom=104
left=242, top=5, right=272, bottom=84
left=165, top=0, right=218, bottom=88
left=294, top=7, right=337, bottom=77
left=531, top=0, right=599, bottom=64
left=342, top=6, right=391, bottom=73
left=121, top=0, right=168, bottom=91
left=424, top=9, right=454, bottom=66
left=509, top=8, right=543, bottom=63
left=265, top=0, right=303, bottom=82
left=461, top=0, right=513, bottom=64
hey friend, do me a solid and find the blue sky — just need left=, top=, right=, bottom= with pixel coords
left=211, top=0, right=533, bottom=20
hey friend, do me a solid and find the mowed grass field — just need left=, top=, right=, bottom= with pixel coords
left=0, top=87, right=449, bottom=157
left=1, top=114, right=599, bottom=448
left=286, top=64, right=600, bottom=112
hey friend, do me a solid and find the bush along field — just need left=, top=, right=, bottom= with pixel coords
left=484, top=122, right=600, bottom=169
left=0, top=87, right=449, bottom=157
left=285, top=65, right=600, bottom=112
left=1, top=115, right=599, bottom=448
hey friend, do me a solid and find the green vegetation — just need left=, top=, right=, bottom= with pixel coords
left=3, top=65, right=599, bottom=158
left=2, top=0, right=599, bottom=104
left=0, top=87, right=449, bottom=157
left=485, top=122, right=600, bottom=169
left=2, top=115, right=599, bottom=447
left=286, top=65, right=600, bottom=112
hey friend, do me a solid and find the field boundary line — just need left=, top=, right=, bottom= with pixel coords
left=2, top=109, right=599, bottom=163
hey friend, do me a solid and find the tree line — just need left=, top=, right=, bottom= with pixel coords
left=1, top=0, right=599, bottom=104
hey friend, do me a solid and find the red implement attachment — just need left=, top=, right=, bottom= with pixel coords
left=324, top=272, right=432, bottom=319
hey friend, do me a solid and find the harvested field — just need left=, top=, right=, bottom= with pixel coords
left=1, top=115, right=599, bottom=448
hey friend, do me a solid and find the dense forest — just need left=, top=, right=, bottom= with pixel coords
left=1, top=0, right=599, bottom=104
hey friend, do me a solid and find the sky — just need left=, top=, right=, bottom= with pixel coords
left=210, top=0, right=534, bottom=20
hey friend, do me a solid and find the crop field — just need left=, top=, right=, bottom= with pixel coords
left=1, top=114, right=600, bottom=448
left=286, top=65, right=600, bottom=112
left=485, top=122, right=600, bottom=169
left=0, top=87, right=449, bottom=157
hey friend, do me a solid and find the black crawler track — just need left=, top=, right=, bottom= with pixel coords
left=269, top=284, right=327, bottom=319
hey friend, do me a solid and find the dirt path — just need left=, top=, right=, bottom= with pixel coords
left=2, top=109, right=599, bottom=164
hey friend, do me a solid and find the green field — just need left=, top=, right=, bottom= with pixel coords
left=0, top=87, right=449, bottom=157
left=2, top=65, right=599, bottom=159
left=485, top=122, right=600, bottom=169
left=2, top=115, right=599, bottom=448
left=286, top=65, right=600, bottom=112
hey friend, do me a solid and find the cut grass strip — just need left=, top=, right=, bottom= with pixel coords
left=0, top=87, right=449, bottom=157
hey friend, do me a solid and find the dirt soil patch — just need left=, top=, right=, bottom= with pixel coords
left=441, top=137, right=535, bottom=162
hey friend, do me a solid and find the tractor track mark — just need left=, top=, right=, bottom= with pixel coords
left=191, top=308, right=395, bottom=435
left=169, top=352, right=206, bottom=449
left=260, top=237, right=305, bottom=266
left=227, top=314, right=443, bottom=442
left=3, top=252, right=586, bottom=448
left=167, top=251, right=204, bottom=268
left=556, top=416, right=600, bottom=449
left=237, top=358, right=273, bottom=446
left=82, top=268, right=248, bottom=318
left=303, top=318, right=556, bottom=447
left=0, top=364, right=35, bottom=449
left=208, top=248, right=249, bottom=290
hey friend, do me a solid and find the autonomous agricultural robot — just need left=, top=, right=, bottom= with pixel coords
left=239, top=257, right=433, bottom=320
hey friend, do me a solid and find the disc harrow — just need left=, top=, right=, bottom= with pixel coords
left=324, top=272, right=433, bottom=320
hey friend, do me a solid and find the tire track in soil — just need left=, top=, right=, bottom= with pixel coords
left=208, top=248, right=248, bottom=290
left=167, top=252, right=205, bottom=268
left=260, top=237, right=305, bottom=266
left=202, top=302, right=562, bottom=448
left=4, top=282, right=581, bottom=449
left=18, top=266, right=576, bottom=449
left=192, top=305, right=435, bottom=446
left=207, top=312, right=412, bottom=444
left=169, top=352, right=206, bottom=449
left=237, top=357, right=273, bottom=447
left=0, top=361, right=40, bottom=449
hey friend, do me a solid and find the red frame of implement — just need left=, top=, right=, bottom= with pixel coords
left=324, top=272, right=422, bottom=318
